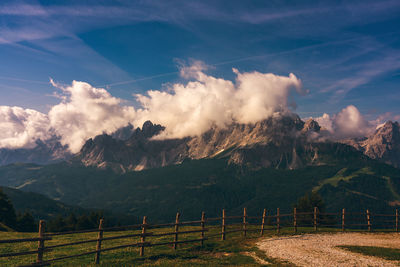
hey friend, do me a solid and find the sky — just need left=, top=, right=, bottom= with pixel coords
left=1, top=0, right=400, bottom=151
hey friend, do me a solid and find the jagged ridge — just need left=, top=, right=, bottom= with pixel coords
left=345, top=121, right=400, bottom=168
left=74, top=114, right=365, bottom=172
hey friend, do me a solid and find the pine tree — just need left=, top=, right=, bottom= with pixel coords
left=294, top=191, right=325, bottom=224
left=48, top=215, right=68, bottom=232
left=0, top=188, right=17, bottom=228
left=16, top=211, right=36, bottom=232
left=66, top=213, right=78, bottom=230
left=76, top=214, right=93, bottom=230
left=295, top=191, right=325, bottom=213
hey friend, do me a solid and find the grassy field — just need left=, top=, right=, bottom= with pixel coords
left=338, top=245, right=400, bottom=261
left=0, top=223, right=306, bottom=267
left=3, top=223, right=396, bottom=266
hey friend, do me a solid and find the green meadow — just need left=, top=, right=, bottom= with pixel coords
left=0, top=224, right=322, bottom=266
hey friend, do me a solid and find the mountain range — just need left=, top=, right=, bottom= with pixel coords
left=0, top=137, right=72, bottom=166
left=1, top=115, right=399, bottom=173
left=1, top=114, right=400, bottom=222
left=74, top=116, right=400, bottom=173
left=341, top=121, right=400, bottom=168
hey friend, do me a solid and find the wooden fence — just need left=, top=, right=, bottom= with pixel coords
left=1, top=207, right=399, bottom=266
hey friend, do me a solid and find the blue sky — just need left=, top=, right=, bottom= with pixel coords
left=1, top=0, right=400, bottom=120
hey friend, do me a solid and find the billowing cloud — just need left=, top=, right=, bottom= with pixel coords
left=135, top=65, right=305, bottom=139
left=0, top=81, right=137, bottom=153
left=0, top=63, right=308, bottom=152
left=48, top=80, right=136, bottom=152
left=0, top=106, right=51, bottom=149
left=315, top=105, right=375, bottom=139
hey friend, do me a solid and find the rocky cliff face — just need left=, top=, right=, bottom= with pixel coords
left=357, top=121, right=400, bottom=168
left=74, top=115, right=364, bottom=172
left=76, top=121, right=189, bottom=172
left=340, top=121, right=400, bottom=168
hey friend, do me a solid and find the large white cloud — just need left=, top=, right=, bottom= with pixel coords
left=0, top=62, right=306, bottom=152
left=315, top=105, right=375, bottom=139
left=0, top=81, right=137, bottom=153
left=135, top=65, right=305, bottom=138
left=48, top=80, right=136, bottom=152
left=0, top=106, right=51, bottom=149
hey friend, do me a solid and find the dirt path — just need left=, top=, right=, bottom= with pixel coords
left=257, top=232, right=400, bottom=267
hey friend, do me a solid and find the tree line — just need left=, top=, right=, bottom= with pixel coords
left=1, top=186, right=327, bottom=233
left=0, top=189, right=36, bottom=232
left=0, top=189, right=105, bottom=232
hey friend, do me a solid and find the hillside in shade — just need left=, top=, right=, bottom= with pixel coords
left=0, top=155, right=399, bottom=222
left=0, top=115, right=400, bottom=222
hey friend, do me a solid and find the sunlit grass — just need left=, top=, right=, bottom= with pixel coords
left=3, top=223, right=395, bottom=266
left=0, top=224, right=272, bottom=266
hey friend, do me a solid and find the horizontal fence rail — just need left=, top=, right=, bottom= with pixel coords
left=1, top=207, right=399, bottom=266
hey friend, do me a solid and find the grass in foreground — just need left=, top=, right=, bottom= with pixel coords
left=3, top=223, right=387, bottom=266
left=0, top=223, right=306, bottom=266
left=338, top=245, right=400, bottom=261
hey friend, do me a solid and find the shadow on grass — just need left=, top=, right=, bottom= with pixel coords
left=338, top=245, right=400, bottom=261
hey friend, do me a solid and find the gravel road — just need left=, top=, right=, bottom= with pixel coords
left=257, top=232, right=400, bottom=266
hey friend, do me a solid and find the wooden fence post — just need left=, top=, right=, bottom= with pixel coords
left=367, top=209, right=371, bottom=232
left=140, top=216, right=147, bottom=256
left=221, top=209, right=226, bottom=241
left=37, top=220, right=45, bottom=264
left=95, top=218, right=104, bottom=264
left=260, top=209, right=266, bottom=236
left=293, top=208, right=297, bottom=233
left=201, top=211, right=205, bottom=246
left=342, top=208, right=345, bottom=232
left=243, top=207, right=247, bottom=237
left=277, top=208, right=280, bottom=234
left=314, top=207, right=318, bottom=232
left=173, top=213, right=180, bottom=250
left=396, top=209, right=398, bottom=232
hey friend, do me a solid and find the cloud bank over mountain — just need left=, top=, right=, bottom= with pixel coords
left=0, top=106, right=52, bottom=149
left=135, top=62, right=305, bottom=139
left=0, top=81, right=137, bottom=152
left=48, top=80, right=136, bottom=152
left=0, top=62, right=387, bottom=153
left=314, top=105, right=375, bottom=139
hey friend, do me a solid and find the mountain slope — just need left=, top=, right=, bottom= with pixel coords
left=0, top=137, right=71, bottom=166
left=1, top=155, right=399, bottom=222
left=0, top=186, right=87, bottom=220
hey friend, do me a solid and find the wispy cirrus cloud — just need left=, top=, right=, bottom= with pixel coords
left=0, top=3, right=47, bottom=16
left=1, top=0, right=399, bottom=121
left=240, top=7, right=331, bottom=24
left=2, top=0, right=398, bottom=44
left=321, top=53, right=400, bottom=102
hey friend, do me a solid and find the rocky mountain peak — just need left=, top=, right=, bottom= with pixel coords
left=127, top=121, right=165, bottom=144
left=302, top=119, right=321, bottom=133
left=357, top=120, right=400, bottom=167
left=142, top=121, right=165, bottom=138
left=375, top=121, right=400, bottom=142
left=111, top=124, right=134, bottom=140
left=80, top=134, right=125, bottom=157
